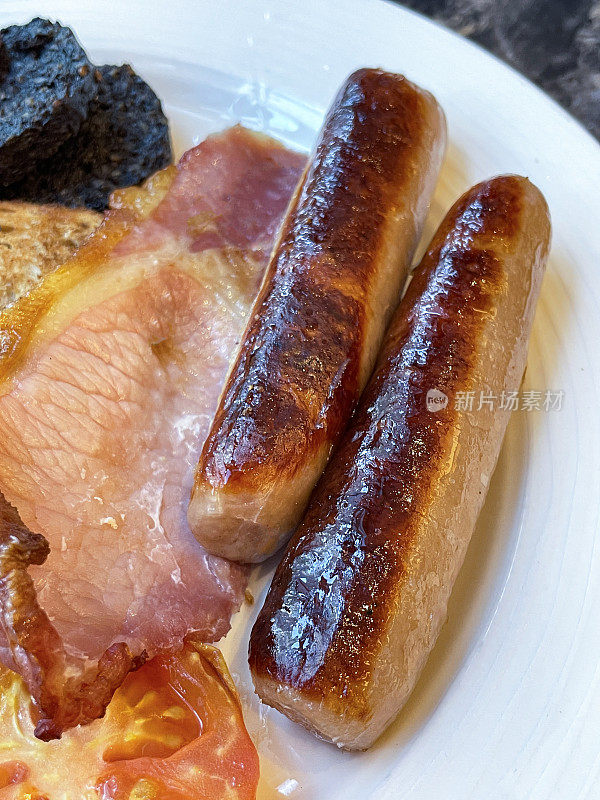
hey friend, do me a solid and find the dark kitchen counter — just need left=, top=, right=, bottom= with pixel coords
left=396, top=0, right=600, bottom=140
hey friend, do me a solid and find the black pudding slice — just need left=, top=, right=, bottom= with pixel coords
left=3, top=64, right=173, bottom=210
left=0, top=18, right=96, bottom=185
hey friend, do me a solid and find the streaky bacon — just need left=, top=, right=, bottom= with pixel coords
left=0, top=126, right=306, bottom=738
left=0, top=492, right=146, bottom=740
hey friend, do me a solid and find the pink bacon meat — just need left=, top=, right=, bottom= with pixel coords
left=0, top=126, right=305, bottom=735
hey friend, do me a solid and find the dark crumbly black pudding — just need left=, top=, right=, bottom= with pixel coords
left=4, top=64, right=172, bottom=210
left=0, top=18, right=96, bottom=185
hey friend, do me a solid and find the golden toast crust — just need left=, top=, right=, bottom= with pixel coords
left=0, top=201, right=101, bottom=311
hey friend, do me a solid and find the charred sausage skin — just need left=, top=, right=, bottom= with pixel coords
left=189, top=69, right=447, bottom=562
left=249, top=176, right=551, bottom=749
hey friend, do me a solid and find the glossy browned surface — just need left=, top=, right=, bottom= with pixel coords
left=195, top=69, right=441, bottom=494
left=249, top=176, right=541, bottom=716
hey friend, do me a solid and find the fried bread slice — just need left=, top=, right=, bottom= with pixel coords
left=0, top=200, right=101, bottom=310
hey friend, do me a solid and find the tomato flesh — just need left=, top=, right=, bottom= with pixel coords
left=0, top=645, right=259, bottom=800
left=101, top=657, right=202, bottom=763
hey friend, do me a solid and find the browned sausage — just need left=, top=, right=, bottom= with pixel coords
left=248, top=175, right=551, bottom=749
left=188, top=68, right=447, bottom=563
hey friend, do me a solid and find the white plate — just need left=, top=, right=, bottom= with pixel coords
left=2, top=1, right=600, bottom=798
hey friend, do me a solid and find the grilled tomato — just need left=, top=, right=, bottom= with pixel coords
left=0, top=644, right=259, bottom=800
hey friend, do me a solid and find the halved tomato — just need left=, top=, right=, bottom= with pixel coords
left=0, top=644, right=259, bottom=800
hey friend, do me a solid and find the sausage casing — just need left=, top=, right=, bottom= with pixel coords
left=188, top=68, right=447, bottom=562
left=249, top=175, right=551, bottom=749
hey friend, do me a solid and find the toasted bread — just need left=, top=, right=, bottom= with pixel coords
left=0, top=201, right=100, bottom=311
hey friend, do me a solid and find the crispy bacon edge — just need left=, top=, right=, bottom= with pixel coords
left=0, top=493, right=146, bottom=741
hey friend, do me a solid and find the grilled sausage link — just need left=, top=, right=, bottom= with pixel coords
left=188, top=69, right=447, bottom=563
left=249, top=175, right=551, bottom=749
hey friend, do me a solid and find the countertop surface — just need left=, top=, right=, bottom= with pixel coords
left=397, top=0, right=600, bottom=140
